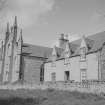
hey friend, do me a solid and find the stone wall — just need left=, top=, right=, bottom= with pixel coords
left=22, top=56, right=44, bottom=84
left=43, top=81, right=105, bottom=94
left=0, top=82, right=105, bottom=96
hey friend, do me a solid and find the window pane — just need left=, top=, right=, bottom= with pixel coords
left=81, top=69, right=87, bottom=81
left=51, top=62, right=56, bottom=67
left=51, top=72, right=56, bottom=81
left=64, top=58, right=70, bottom=65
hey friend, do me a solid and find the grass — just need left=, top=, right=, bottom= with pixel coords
left=0, top=89, right=104, bottom=105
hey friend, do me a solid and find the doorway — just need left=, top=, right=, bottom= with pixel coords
left=64, top=71, right=70, bottom=81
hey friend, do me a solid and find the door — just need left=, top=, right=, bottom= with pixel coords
left=64, top=71, right=70, bottom=81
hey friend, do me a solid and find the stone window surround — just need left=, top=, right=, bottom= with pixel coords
left=80, top=47, right=86, bottom=61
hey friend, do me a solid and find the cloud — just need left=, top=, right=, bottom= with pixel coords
left=91, top=11, right=105, bottom=25
left=90, top=0, right=105, bottom=25
left=0, top=0, right=55, bottom=29
left=68, top=34, right=80, bottom=42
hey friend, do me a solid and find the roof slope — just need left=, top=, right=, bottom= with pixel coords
left=72, top=31, right=105, bottom=54
left=22, top=43, right=52, bottom=58
left=22, top=31, right=105, bottom=60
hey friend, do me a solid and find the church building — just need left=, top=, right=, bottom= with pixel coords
left=0, top=17, right=52, bottom=85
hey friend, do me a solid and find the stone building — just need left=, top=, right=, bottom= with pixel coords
left=22, top=43, right=51, bottom=84
left=44, top=32, right=105, bottom=82
left=0, top=16, right=22, bottom=84
left=0, top=17, right=52, bottom=85
left=1, top=16, right=105, bottom=85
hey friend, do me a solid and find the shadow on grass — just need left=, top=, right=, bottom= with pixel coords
left=0, top=97, right=48, bottom=105
left=0, top=89, right=105, bottom=105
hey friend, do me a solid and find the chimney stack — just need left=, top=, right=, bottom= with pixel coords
left=65, top=34, right=69, bottom=41
left=59, top=33, right=64, bottom=40
left=59, top=33, right=68, bottom=49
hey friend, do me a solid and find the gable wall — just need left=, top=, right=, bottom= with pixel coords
left=22, top=56, right=45, bottom=84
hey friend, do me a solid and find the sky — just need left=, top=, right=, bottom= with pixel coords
left=0, top=0, right=105, bottom=47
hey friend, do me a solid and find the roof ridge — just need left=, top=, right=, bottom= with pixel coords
left=23, top=43, right=52, bottom=49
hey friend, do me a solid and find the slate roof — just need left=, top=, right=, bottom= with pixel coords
left=60, top=43, right=79, bottom=58
left=22, top=43, right=52, bottom=58
left=47, top=31, right=105, bottom=62
left=72, top=31, right=105, bottom=54
left=55, top=47, right=64, bottom=57
left=22, top=31, right=105, bottom=60
left=47, top=46, right=64, bottom=61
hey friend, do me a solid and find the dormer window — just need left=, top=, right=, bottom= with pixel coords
left=51, top=54, right=56, bottom=67
left=80, top=35, right=87, bottom=61
left=64, top=49, right=70, bottom=65
left=51, top=46, right=57, bottom=67
left=65, top=50, right=70, bottom=58
left=52, top=54, right=57, bottom=61
left=80, top=47, right=86, bottom=60
left=64, top=57, right=70, bottom=65
left=64, top=42, right=71, bottom=65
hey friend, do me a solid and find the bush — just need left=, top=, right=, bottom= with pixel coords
left=47, top=88, right=55, bottom=92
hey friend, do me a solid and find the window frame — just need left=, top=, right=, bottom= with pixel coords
left=80, top=69, right=87, bottom=82
left=64, top=57, right=70, bottom=65
left=51, top=72, right=56, bottom=81
left=80, top=47, right=86, bottom=61
left=51, top=61, right=56, bottom=67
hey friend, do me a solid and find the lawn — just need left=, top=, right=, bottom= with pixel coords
left=0, top=89, right=105, bottom=105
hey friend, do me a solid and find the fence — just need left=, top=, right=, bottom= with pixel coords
left=43, top=81, right=105, bottom=94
